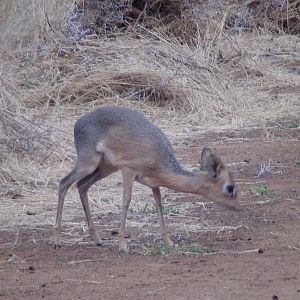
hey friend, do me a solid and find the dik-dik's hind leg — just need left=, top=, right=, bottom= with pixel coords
left=77, top=165, right=115, bottom=246
left=77, top=170, right=103, bottom=246
left=152, top=187, right=174, bottom=247
left=52, top=156, right=101, bottom=247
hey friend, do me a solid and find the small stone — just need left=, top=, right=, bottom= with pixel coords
left=272, top=295, right=278, bottom=300
left=26, top=210, right=37, bottom=216
left=258, top=248, right=264, bottom=254
left=29, top=265, right=35, bottom=272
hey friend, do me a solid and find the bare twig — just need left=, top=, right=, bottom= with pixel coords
left=67, top=258, right=107, bottom=265
left=64, top=279, right=104, bottom=284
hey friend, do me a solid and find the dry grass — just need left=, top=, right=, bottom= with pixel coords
left=0, top=0, right=299, bottom=241
left=0, top=0, right=72, bottom=51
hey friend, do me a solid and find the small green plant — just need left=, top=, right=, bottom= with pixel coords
left=270, top=197, right=280, bottom=204
left=284, top=122, right=298, bottom=129
left=141, top=203, right=157, bottom=214
left=294, top=160, right=300, bottom=166
left=250, top=185, right=270, bottom=195
left=277, top=120, right=299, bottom=129
left=131, top=205, right=181, bottom=215
left=147, top=244, right=171, bottom=255
left=145, top=243, right=215, bottom=256
left=130, top=204, right=157, bottom=214
left=179, top=245, right=215, bottom=254
left=163, top=206, right=181, bottom=215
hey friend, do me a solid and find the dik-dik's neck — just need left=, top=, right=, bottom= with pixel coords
left=159, top=171, right=210, bottom=195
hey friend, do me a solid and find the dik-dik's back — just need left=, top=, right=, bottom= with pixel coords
left=74, top=106, right=183, bottom=174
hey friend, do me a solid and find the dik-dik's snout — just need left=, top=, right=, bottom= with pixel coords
left=222, top=183, right=241, bottom=211
left=224, top=183, right=237, bottom=199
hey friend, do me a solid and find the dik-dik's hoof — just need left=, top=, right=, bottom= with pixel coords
left=51, top=232, right=62, bottom=249
left=95, top=240, right=103, bottom=247
left=118, top=244, right=129, bottom=254
left=165, top=237, right=174, bottom=248
left=167, top=240, right=174, bottom=248
left=90, top=230, right=103, bottom=246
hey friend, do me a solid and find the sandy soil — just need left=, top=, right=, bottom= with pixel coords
left=0, top=126, right=299, bottom=300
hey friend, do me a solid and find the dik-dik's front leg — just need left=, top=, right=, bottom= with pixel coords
left=118, top=168, right=135, bottom=253
left=152, top=187, right=174, bottom=247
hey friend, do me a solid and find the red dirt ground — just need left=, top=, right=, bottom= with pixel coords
left=0, top=127, right=299, bottom=300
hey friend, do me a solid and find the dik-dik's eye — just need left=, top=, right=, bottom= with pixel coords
left=211, top=171, right=220, bottom=182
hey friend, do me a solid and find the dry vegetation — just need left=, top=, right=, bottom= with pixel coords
left=0, top=0, right=299, bottom=231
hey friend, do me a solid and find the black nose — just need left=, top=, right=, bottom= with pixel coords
left=226, top=184, right=235, bottom=194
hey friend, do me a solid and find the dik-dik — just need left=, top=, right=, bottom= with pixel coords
left=52, top=106, right=239, bottom=253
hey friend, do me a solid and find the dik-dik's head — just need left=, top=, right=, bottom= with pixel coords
left=200, top=148, right=240, bottom=210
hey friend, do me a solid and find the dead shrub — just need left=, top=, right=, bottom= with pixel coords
left=66, top=0, right=211, bottom=45
left=67, top=0, right=300, bottom=43
left=108, top=71, right=185, bottom=105
left=0, top=109, right=54, bottom=157
left=226, top=0, right=300, bottom=34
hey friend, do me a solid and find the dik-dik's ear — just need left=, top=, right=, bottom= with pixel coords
left=200, top=148, right=222, bottom=180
